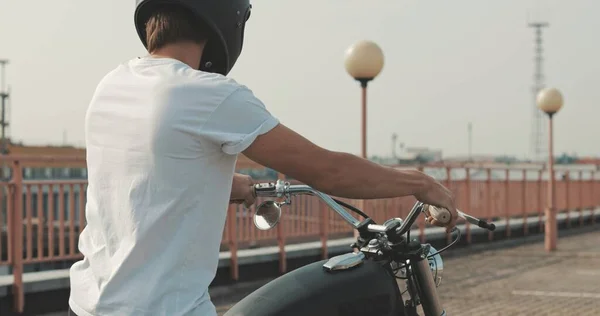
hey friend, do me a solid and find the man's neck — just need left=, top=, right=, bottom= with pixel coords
left=150, top=41, right=205, bottom=70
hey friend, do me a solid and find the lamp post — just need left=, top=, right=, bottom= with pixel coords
left=344, top=40, right=384, bottom=159
left=536, top=87, right=564, bottom=252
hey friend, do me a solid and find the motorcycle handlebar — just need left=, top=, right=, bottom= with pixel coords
left=252, top=180, right=496, bottom=233
left=423, top=205, right=496, bottom=231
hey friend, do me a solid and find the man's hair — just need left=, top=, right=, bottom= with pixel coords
left=145, top=5, right=209, bottom=53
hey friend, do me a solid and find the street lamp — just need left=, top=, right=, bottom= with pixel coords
left=536, top=87, right=564, bottom=252
left=344, top=40, right=384, bottom=159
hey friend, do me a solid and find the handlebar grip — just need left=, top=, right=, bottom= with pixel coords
left=423, top=205, right=452, bottom=225
left=479, top=221, right=496, bottom=231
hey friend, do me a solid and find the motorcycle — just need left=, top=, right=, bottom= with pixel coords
left=224, top=180, right=496, bottom=316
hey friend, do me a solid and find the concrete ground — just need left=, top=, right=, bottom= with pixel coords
left=432, top=228, right=600, bottom=315
left=214, top=227, right=600, bottom=315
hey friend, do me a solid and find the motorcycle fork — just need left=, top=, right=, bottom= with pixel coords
left=410, top=257, right=445, bottom=316
left=404, top=267, right=420, bottom=316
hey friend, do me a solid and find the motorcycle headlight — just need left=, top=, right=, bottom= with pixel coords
left=391, top=245, right=444, bottom=287
left=427, top=246, right=444, bottom=287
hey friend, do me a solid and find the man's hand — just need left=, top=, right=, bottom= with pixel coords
left=230, top=173, right=256, bottom=208
left=415, top=176, right=458, bottom=232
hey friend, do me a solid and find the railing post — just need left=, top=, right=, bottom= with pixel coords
left=592, top=171, right=596, bottom=225
left=522, top=170, right=528, bottom=236
left=464, top=168, right=472, bottom=244
left=565, top=172, right=571, bottom=228
left=227, top=204, right=239, bottom=281
left=578, top=171, right=583, bottom=226
left=445, top=167, right=452, bottom=245
left=486, top=168, right=493, bottom=241
left=5, top=176, right=13, bottom=269
left=319, top=201, right=328, bottom=259
left=538, top=170, right=544, bottom=232
left=276, top=173, right=287, bottom=274
left=11, top=160, right=24, bottom=313
left=353, top=200, right=363, bottom=240
left=504, top=169, right=510, bottom=238
left=418, top=166, right=426, bottom=243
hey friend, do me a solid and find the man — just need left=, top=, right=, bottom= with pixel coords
left=68, top=1, right=458, bottom=315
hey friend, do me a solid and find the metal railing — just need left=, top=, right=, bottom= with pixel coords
left=0, top=156, right=598, bottom=313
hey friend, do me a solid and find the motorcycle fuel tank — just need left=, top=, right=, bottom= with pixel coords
left=223, top=253, right=405, bottom=316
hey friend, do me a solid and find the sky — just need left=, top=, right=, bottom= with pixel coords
left=0, top=0, right=598, bottom=159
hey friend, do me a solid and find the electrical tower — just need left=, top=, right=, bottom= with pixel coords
left=468, top=122, right=473, bottom=161
left=528, top=22, right=549, bottom=162
left=0, top=59, right=10, bottom=155
left=391, top=133, right=398, bottom=158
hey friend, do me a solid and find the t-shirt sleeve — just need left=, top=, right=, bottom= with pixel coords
left=199, top=86, right=280, bottom=155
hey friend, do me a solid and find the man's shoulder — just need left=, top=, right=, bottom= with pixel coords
left=94, top=57, right=259, bottom=107
left=179, top=67, right=245, bottom=93
left=174, top=68, right=260, bottom=106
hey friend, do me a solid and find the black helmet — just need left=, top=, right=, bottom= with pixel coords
left=134, top=0, right=252, bottom=76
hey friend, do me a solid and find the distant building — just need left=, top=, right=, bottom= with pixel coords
left=1, top=143, right=87, bottom=180
left=402, top=147, right=442, bottom=163
left=575, top=157, right=600, bottom=166
left=555, top=153, right=578, bottom=165
left=443, top=155, right=513, bottom=164
left=1, top=142, right=273, bottom=180
left=371, top=147, right=443, bottom=166
left=5, top=142, right=85, bottom=159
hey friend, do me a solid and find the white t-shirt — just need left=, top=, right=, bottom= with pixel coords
left=69, top=56, right=279, bottom=316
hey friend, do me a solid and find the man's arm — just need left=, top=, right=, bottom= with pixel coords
left=195, top=83, right=456, bottom=229
left=243, top=124, right=430, bottom=199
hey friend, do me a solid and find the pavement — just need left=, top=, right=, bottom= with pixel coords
left=432, top=228, right=600, bottom=315
left=213, top=227, right=600, bottom=316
